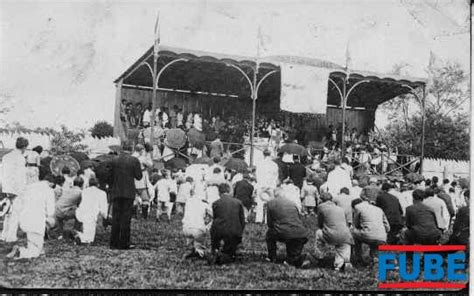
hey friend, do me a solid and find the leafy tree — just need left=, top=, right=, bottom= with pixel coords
left=90, top=121, right=114, bottom=138
left=50, top=125, right=87, bottom=155
left=379, top=56, right=470, bottom=160
left=381, top=109, right=469, bottom=160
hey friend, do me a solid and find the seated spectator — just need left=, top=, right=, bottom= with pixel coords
left=266, top=189, right=311, bottom=268
left=7, top=175, right=55, bottom=260
left=182, top=188, right=212, bottom=260
left=375, top=183, right=403, bottom=244
left=54, top=176, right=83, bottom=239
left=423, top=188, right=450, bottom=231
left=333, top=187, right=355, bottom=226
left=315, top=192, right=353, bottom=271
left=351, top=198, right=390, bottom=265
left=209, top=183, right=246, bottom=265
left=400, top=189, right=442, bottom=245
left=74, top=177, right=108, bottom=244
left=449, top=190, right=469, bottom=247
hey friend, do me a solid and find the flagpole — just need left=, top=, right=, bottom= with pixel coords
left=150, top=12, right=160, bottom=148
left=341, top=42, right=350, bottom=159
left=250, top=26, right=261, bottom=167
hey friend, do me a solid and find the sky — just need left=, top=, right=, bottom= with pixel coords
left=0, top=0, right=470, bottom=130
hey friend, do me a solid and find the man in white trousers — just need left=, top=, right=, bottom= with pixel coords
left=1, top=137, right=29, bottom=242
left=255, top=149, right=279, bottom=224
left=7, top=174, right=55, bottom=259
left=74, top=177, right=108, bottom=244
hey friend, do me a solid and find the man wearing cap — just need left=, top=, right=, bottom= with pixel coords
left=360, top=177, right=381, bottom=204
left=265, top=188, right=310, bottom=268
left=255, top=149, right=279, bottom=224
left=315, top=192, right=354, bottom=271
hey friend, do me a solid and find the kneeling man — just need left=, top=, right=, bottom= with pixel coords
left=266, top=188, right=310, bottom=268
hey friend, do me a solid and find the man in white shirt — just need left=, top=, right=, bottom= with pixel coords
left=155, top=170, right=177, bottom=221
left=395, top=183, right=413, bottom=217
left=7, top=174, right=55, bottom=259
left=281, top=178, right=302, bottom=213
left=74, top=178, right=108, bottom=244
left=142, top=105, right=152, bottom=128
left=182, top=194, right=212, bottom=259
left=161, top=107, right=169, bottom=127
left=423, top=188, right=450, bottom=231
left=350, top=179, right=363, bottom=200
left=326, top=160, right=352, bottom=198
left=1, top=137, right=29, bottom=242
left=255, top=149, right=279, bottom=223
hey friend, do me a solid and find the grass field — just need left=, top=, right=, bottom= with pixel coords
left=0, top=210, right=384, bottom=291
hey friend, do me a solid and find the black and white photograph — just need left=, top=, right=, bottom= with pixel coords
left=0, top=0, right=471, bottom=292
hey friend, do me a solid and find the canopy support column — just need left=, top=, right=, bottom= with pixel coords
left=150, top=53, right=158, bottom=147
left=114, top=78, right=127, bottom=142
left=250, top=66, right=257, bottom=167
left=341, top=74, right=348, bottom=159
left=150, top=58, right=188, bottom=146
left=420, top=85, right=426, bottom=175
left=226, top=63, right=277, bottom=167
left=401, top=83, right=426, bottom=175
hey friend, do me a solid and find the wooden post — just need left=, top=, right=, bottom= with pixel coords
left=114, top=79, right=127, bottom=142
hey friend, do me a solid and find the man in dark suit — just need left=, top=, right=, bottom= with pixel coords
left=375, top=183, right=403, bottom=244
left=233, top=174, right=254, bottom=222
left=266, top=188, right=310, bottom=268
left=210, top=183, right=246, bottom=265
left=109, top=143, right=142, bottom=250
left=288, top=157, right=306, bottom=190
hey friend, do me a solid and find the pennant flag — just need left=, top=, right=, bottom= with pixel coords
left=154, top=11, right=160, bottom=56
left=344, top=42, right=351, bottom=71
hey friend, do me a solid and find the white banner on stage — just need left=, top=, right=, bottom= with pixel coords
left=279, top=62, right=331, bottom=114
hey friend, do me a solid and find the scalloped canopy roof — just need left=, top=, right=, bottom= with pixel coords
left=115, top=45, right=427, bottom=109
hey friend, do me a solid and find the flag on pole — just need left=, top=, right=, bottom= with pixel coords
left=256, top=25, right=270, bottom=68
left=154, top=11, right=160, bottom=56
left=344, top=41, right=351, bottom=71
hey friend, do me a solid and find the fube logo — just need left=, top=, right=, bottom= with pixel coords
left=378, top=245, right=468, bottom=289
